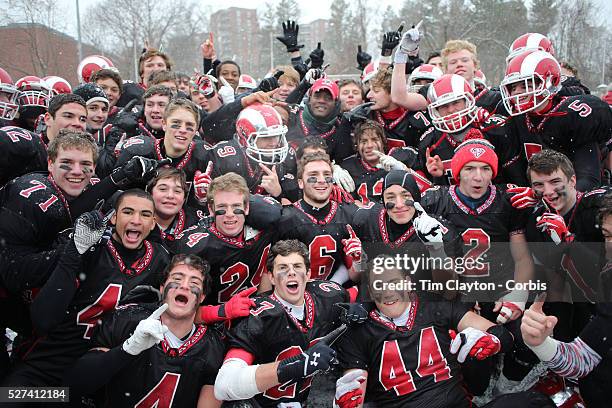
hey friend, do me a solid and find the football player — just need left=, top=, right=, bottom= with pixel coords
left=72, top=82, right=110, bottom=133
left=214, top=239, right=362, bottom=407
left=500, top=50, right=612, bottom=191
left=66, top=254, right=225, bottom=407
left=3, top=189, right=171, bottom=386
left=277, top=151, right=362, bottom=283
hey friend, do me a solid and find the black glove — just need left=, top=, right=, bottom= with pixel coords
left=114, top=112, right=140, bottom=136
left=308, top=42, right=324, bottom=69
left=335, top=303, right=368, bottom=324
left=405, top=55, right=424, bottom=75
left=257, top=70, right=284, bottom=92
left=277, top=341, right=337, bottom=383
left=121, top=285, right=162, bottom=305
left=276, top=20, right=304, bottom=53
left=356, top=45, right=372, bottom=71
left=343, top=102, right=375, bottom=123
left=111, top=156, right=172, bottom=186
left=381, top=24, right=404, bottom=57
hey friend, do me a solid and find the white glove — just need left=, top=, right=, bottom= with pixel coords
left=334, top=370, right=366, bottom=408
left=333, top=164, right=355, bottom=192
left=412, top=203, right=445, bottom=250
left=218, top=77, right=235, bottom=104
left=450, top=327, right=501, bottom=363
left=496, top=289, right=528, bottom=324
left=304, top=68, right=325, bottom=85
left=373, top=150, right=408, bottom=171
left=399, top=21, right=422, bottom=54
left=122, top=304, right=169, bottom=356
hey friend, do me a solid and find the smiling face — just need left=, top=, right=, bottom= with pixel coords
left=298, top=160, right=334, bottom=206
left=268, top=251, right=311, bottom=306
left=111, top=195, right=156, bottom=249
left=357, top=128, right=384, bottom=165
left=151, top=176, right=185, bottom=220
left=366, top=85, right=392, bottom=111
left=161, top=263, right=205, bottom=319
left=383, top=185, right=416, bottom=225
left=529, top=169, right=577, bottom=214
left=144, top=94, right=170, bottom=130
left=458, top=161, right=493, bottom=199
left=209, top=190, right=249, bottom=237
left=219, top=63, right=240, bottom=90
left=371, top=267, right=411, bottom=319
left=48, top=147, right=95, bottom=198
left=445, top=49, right=477, bottom=82
left=274, top=77, right=297, bottom=101
left=96, top=77, right=121, bottom=108
left=45, top=102, right=87, bottom=141
left=142, top=56, right=168, bottom=86
left=309, top=90, right=335, bottom=119
left=86, top=101, right=109, bottom=130
left=162, top=107, right=197, bottom=157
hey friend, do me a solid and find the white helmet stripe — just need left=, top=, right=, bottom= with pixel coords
left=451, top=74, right=467, bottom=94
left=526, top=33, right=546, bottom=49
left=240, top=108, right=267, bottom=128
left=520, top=51, right=545, bottom=76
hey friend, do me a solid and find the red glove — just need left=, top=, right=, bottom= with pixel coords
left=331, top=184, right=355, bottom=204
left=342, top=224, right=362, bottom=269
left=334, top=370, right=366, bottom=408
left=194, top=162, right=213, bottom=202
left=449, top=327, right=501, bottom=363
left=536, top=212, right=572, bottom=244
left=199, top=287, right=257, bottom=323
left=508, top=186, right=538, bottom=209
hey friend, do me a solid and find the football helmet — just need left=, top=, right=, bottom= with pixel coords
left=0, top=68, right=19, bottom=120
left=507, top=33, right=555, bottom=64
left=15, top=75, right=52, bottom=109
left=237, top=74, right=257, bottom=90
left=408, top=64, right=443, bottom=92
left=500, top=50, right=561, bottom=116
left=361, top=60, right=379, bottom=83
left=427, top=74, right=477, bottom=133
left=474, top=70, right=487, bottom=89
left=77, top=55, right=114, bottom=83
left=43, top=76, right=72, bottom=95
left=235, top=104, right=289, bottom=165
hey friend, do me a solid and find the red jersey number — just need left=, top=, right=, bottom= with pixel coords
left=461, top=228, right=491, bottom=277
left=76, top=284, right=122, bottom=339
left=309, top=235, right=336, bottom=280
left=135, top=372, right=181, bottom=408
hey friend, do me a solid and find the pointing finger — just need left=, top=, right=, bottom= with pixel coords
left=150, top=303, right=168, bottom=320
left=346, top=224, right=358, bottom=239
left=530, top=292, right=547, bottom=314
left=239, top=287, right=258, bottom=297
left=259, top=163, right=274, bottom=174
left=204, top=161, right=214, bottom=176
left=317, top=42, right=321, bottom=49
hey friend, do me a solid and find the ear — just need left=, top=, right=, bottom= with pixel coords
left=569, top=175, right=577, bottom=188
left=110, top=211, right=117, bottom=226
left=44, top=111, right=52, bottom=126
left=298, top=178, right=304, bottom=190
left=47, top=158, right=53, bottom=173
left=244, top=201, right=250, bottom=216
left=162, top=118, right=167, bottom=132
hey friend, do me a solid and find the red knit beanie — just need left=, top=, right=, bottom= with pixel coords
left=451, top=139, right=498, bottom=183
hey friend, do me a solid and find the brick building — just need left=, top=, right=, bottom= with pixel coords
left=210, top=7, right=260, bottom=75
left=0, top=23, right=102, bottom=86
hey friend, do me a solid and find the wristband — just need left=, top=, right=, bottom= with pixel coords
left=527, top=336, right=559, bottom=362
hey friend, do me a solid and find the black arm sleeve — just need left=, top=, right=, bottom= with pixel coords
left=64, top=347, right=136, bottom=394
left=200, top=98, right=245, bottom=144
left=285, top=81, right=311, bottom=105
left=95, top=127, right=124, bottom=179
left=203, top=58, right=221, bottom=76
left=330, top=117, right=356, bottom=163
left=69, top=176, right=120, bottom=219
left=291, top=56, right=308, bottom=80
left=574, top=142, right=602, bottom=191
left=30, top=241, right=81, bottom=335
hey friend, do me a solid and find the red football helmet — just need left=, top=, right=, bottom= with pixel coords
left=408, top=64, right=443, bottom=92
left=77, top=55, right=114, bottom=83
left=507, top=33, right=555, bottom=64
left=15, top=75, right=52, bottom=109
left=500, top=50, right=561, bottom=116
left=474, top=70, right=487, bottom=89
left=361, top=61, right=379, bottom=83
left=43, top=76, right=72, bottom=95
left=237, top=74, right=257, bottom=90
left=0, top=68, right=19, bottom=120
left=427, top=74, right=477, bottom=133
left=235, top=104, right=289, bottom=165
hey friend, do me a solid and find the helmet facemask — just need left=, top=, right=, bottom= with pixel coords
left=243, top=124, right=289, bottom=165
left=428, top=92, right=476, bottom=133
left=0, top=85, right=19, bottom=120
left=500, top=73, right=557, bottom=116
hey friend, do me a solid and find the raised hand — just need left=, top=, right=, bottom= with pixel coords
left=356, top=45, right=372, bottom=71
left=381, top=22, right=404, bottom=56
left=122, top=303, right=169, bottom=356
left=425, top=147, right=444, bottom=177
left=259, top=164, right=282, bottom=197
left=508, top=186, right=538, bottom=209
left=521, top=293, right=558, bottom=347
left=194, top=162, right=214, bottom=203
left=200, top=32, right=216, bottom=60
left=276, top=20, right=303, bottom=53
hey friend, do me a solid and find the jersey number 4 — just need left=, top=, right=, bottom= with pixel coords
left=379, top=328, right=451, bottom=396
left=76, top=284, right=122, bottom=339
left=135, top=372, right=180, bottom=408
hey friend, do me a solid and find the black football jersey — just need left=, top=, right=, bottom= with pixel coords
left=506, top=94, right=612, bottom=190
left=148, top=207, right=205, bottom=247
left=0, top=126, right=48, bottom=186
left=173, top=223, right=275, bottom=304
left=20, top=239, right=170, bottom=385
left=277, top=200, right=359, bottom=280
left=228, top=280, right=349, bottom=407
left=370, top=109, right=433, bottom=149
left=421, top=185, right=526, bottom=299
left=91, top=302, right=225, bottom=407
left=285, top=105, right=340, bottom=154
left=336, top=292, right=471, bottom=408
left=205, top=138, right=299, bottom=202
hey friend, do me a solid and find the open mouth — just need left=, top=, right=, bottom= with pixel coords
left=286, top=281, right=300, bottom=294
left=175, top=294, right=189, bottom=305
left=124, top=229, right=142, bottom=244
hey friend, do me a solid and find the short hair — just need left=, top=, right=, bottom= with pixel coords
left=266, top=239, right=310, bottom=275
left=353, top=120, right=387, bottom=154
left=160, top=254, right=211, bottom=297
left=90, top=69, right=123, bottom=94
left=369, top=66, right=392, bottom=93
left=527, top=149, right=575, bottom=181
left=441, top=40, right=479, bottom=70
left=47, top=129, right=98, bottom=163
left=426, top=51, right=441, bottom=63
left=276, top=65, right=300, bottom=86
left=296, top=136, right=328, bottom=160
left=297, top=151, right=332, bottom=179
left=48, top=93, right=86, bottom=118
left=208, top=172, right=250, bottom=208
left=142, top=85, right=174, bottom=102
left=146, top=167, right=188, bottom=198
left=598, top=192, right=612, bottom=226
left=163, top=97, right=200, bottom=124
left=114, top=188, right=155, bottom=211
left=337, top=78, right=365, bottom=97
left=149, top=70, right=177, bottom=86
left=215, top=60, right=241, bottom=78
left=560, top=61, right=578, bottom=77
left=138, top=49, right=173, bottom=79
